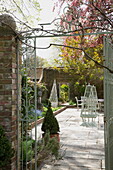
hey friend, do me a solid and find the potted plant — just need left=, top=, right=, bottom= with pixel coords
left=41, top=100, right=60, bottom=142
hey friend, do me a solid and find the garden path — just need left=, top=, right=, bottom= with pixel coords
left=32, top=108, right=105, bottom=170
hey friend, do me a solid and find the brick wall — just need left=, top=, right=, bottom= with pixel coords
left=41, top=68, right=74, bottom=100
left=0, top=25, right=18, bottom=169
left=41, top=67, right=103, bottom=101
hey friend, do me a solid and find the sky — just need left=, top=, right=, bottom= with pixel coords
left=36, top=0, right=59, bottom=61
left=3, top=0, right=65, bottom=62
left=38, top=0, right=57, bottom=23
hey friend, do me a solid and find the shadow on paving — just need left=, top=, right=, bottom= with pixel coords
left=41, top=108, right=105, bottom=170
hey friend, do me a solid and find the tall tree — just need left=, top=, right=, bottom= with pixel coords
left=53, top=0, right=113, bottom=71
left=0, top=0, right=41, bottom=30
left=53, top=0, right=110, bottom=97
left=53, top=0, right=113, bottom=55
left=53, top=0, right=113, bottom=34
left=55, top=35, right=103, bottom=83
left=23, top=55, right=51, bottom=68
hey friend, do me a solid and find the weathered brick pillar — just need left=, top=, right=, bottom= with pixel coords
left=0, top=14, right=18, bottom=170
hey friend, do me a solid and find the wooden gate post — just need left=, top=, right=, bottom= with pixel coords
left=0, top=14, right=18, bottom=170
left=104, top=36, right=113, bottom=170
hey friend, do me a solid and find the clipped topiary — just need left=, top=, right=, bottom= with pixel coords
left=41, top=101, right=60, bottom=135
left=0, top=125, right=14, bottom=168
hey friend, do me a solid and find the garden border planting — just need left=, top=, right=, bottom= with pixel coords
left=28, top=105, right=76, bottom=129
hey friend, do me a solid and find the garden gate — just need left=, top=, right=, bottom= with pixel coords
left=104, top=36, right=113, bottom=170
left=18, top=36, right=41, bottom=169
left=17, top=21, right=113, bottom=169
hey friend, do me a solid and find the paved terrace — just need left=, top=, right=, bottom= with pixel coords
left=32, top=108, right=105, bottom=170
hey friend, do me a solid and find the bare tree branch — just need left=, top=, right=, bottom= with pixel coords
left=91, top=1, right=113, bottom=28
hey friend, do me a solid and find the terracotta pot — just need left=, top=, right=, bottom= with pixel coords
left=42, top=133, right=60, bottom=142
left=50, top=133, right=60, bottom=142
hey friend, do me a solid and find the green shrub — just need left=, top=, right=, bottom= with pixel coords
left=69, top=100, right=76, bottom=105
left=21, top=139, right=35, bottom=164
left=60, top=84, right=69, bottom=102
left=37, top=132, right=60, bottom=162
left=51, top=106, right=62, bottom=112
left=0, top=125, right=14, bottom=168
left=41, top=101, right=60, bottom=134
left=21, top=133, right=61, bottom=168
left=42, top=106, right=62, bottom=116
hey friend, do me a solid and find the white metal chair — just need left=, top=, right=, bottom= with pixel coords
left=75, top=96, right=83, bottom=110
left=97, top=99, right=104, bottom=112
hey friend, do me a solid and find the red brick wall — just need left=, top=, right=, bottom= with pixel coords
left=0, top=34, right=18, bottom=169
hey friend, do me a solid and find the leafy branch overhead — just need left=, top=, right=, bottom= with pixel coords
left=51, top=0, right=113, bottom=75
left=0, top=0, right=41, bottom=30
left=53, top=0, right=113, bottom=34
left=0, top=0, right=112, bottom=74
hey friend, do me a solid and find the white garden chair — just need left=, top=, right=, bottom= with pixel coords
left=75, top=96, right=86, bottom=110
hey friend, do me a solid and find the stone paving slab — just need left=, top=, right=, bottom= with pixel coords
left=36, top=108, right=105, bottom=170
